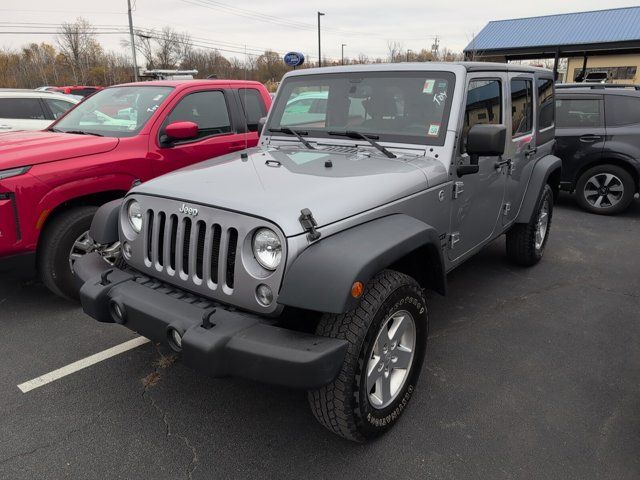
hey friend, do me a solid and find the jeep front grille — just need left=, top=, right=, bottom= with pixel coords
left=144, top=212, right=238, bottom=291
left=123, top=195, right=286, bottom=314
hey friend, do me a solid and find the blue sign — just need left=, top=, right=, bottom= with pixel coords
left=284, top=52, right=305, bottom=67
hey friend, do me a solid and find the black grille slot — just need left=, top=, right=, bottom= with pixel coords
left=195, top=221, right=206, bottom=280
left=225, top=228, right=238, bottom=289
left=182, top=218, right=192, bottom=275
left=169, top=215, right=178, bottom=271
left=157, top=212, right=166, bottom=267
left=210, top=224, right=222, bottom=284
left=145, top=210, right=154, bottom=262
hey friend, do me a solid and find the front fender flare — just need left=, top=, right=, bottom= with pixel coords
left=516, top=155, right=561, bottom=224
left=278, top=214, right=445, bottom=314
left=90, top=199, right=123, bottom=244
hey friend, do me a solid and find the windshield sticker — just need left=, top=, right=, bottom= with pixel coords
left=433, top=91, right=447, bottom=106
left=287, top=151, right=331, bottom=165
left=427, top=123, right=440, bottom=137
left=422, top=79, right=435, bottom=94
left=146, top=104, right=160, bottom=113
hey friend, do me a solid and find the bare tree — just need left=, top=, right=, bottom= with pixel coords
left=56, top=17, right=100, bottom=83
left=386, top=40, right=404, bottom=63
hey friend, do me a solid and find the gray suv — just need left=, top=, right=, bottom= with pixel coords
left=76, top=63, right=561, bottom=441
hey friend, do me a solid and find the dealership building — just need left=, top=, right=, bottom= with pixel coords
left=464, top=7, right=640, bottom=84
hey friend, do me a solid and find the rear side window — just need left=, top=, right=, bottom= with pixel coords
left=238, top=88, right=267, bottom=131
left=537, top=78, right=554, bottom=130
left=510, top=79, right=533, bottom=137
left=165, top=90, right=232, bottom=139
left=556, top=98, right=601, bottom=128
left=605, top=95, right=640, bottom=126
left=463, top=79, right=502, bottom=150
left=44, top=98, right=75, bottom=119
left=0, top=98, right=46, bottom=120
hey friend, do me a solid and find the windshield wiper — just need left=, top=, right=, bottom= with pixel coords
left=269, top=127, right=315, bottom=150
left=60, top=130, right=104, bottom=137
left=328, top=130, right=396, bottom=158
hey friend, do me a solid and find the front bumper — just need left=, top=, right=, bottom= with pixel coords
left=76, top=253, right=347, bottom=389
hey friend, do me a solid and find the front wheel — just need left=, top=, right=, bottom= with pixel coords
left=307, top=270, right=428, bottom=442
left=506, top=184, right=553, bottom=266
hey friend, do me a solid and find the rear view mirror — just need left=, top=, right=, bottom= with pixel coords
left=164, top=121, right=198, bottom=141
left=466, top=124, right=506, bottom=157
left=257, top=117, right=267, bottom=135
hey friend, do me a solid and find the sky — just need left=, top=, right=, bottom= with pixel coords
left=1, top=0, right=639, bottom=63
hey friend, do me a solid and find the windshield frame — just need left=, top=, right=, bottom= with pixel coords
left=51, top=85, right=175, bottom=138
left=266, top=70, right=456, bottom=147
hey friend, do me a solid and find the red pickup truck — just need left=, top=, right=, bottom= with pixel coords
left=0, top=80, right=271, bottom=299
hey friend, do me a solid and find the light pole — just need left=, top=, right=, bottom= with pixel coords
left=317, top=12, right=325, bottom=67
left=406, top=49, right=412, bottom=62
left=341, top=44, right=346, bottom=65
left=127, top=0, right=139, bottom=81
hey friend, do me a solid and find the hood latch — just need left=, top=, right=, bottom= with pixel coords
left=299, top=208, right=321, bottom=242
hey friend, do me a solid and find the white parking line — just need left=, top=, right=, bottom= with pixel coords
left=17, top=336, right=150, bottom=393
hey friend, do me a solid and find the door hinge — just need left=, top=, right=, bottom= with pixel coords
left=448, top=232, right=460, bottom=249
left=453, top=181, right=464, bottom=199
left=503, top=202, right=512, bottom=216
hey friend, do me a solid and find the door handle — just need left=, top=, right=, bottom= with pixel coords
left=494, top=158, right=512, bottom=171
left=579, top=134, right=601, bottom=143
left=228, top=142, right=245, bottom=152
left=524, top=147, right=537, bottom=158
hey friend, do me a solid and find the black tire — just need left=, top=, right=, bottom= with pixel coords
left=575, top=164, right=635, bottom=215
left=506, top=184, right=553, bottom=267
left=38, top=206, right=98, bottom=300
left=308, top=270, right=428, bottom=442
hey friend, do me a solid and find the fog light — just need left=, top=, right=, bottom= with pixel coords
left=256, top=284, right=273, bottom=306
left=168, top=328, right=183, bottom=352
left=122, top=241, right=132, bottom=259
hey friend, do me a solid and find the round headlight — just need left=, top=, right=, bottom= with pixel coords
left=127, top=200, right=143, bottom=233
left=252, top=228, right=282, bottom=270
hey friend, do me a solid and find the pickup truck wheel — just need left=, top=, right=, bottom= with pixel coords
left=506, top=184, right=553, bottom=267
left=307, top=270, right=428, bottom=442
left=575, top=164, right=634, bottom=215
left=38, top=206, right=98, bottom=300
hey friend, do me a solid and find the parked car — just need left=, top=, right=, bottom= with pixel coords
left=555, top=84, right=640, bottom=214
left=39, top=85, right=104, bottom=97
left=0, top=79, right=271, bottom=299
left=0, top=90, right=78, bottom=132
left=75, top=63, right=560, bottom=441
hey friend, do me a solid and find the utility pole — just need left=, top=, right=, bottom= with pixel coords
left=341, top=43, right=346, bottom=65
left=317, top=12, right=325, bottom=67
left=406, top=49, right=412, bottom=62
left=127, top=0, right=139, bottom=81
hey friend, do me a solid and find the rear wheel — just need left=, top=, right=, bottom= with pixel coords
left=38, top=206, right=99, bottom=300
left=575, top=164, right=634, bottom=215
left=506, top=184, right=553, bottom=267
left=307, top=270, right=428, bottom=442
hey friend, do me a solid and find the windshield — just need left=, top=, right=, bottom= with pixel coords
left=268, top=71, right=455, bottom=146
left=53, top=86, right=173, bottom=137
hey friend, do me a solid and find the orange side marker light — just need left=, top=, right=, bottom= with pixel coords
left=351, top=281, right=364, bottom=298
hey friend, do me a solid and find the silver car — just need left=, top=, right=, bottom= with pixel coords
left=76, top=63, right=560, bottom=441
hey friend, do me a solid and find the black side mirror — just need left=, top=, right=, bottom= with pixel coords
left=257, top=117, right=267, bottom=135
left=457, top=124, right=506, bottom=177
left=466, top=124, right=506, bottom=157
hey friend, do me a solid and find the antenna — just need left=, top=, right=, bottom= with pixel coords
left=244, top=43, right=248, bottom=152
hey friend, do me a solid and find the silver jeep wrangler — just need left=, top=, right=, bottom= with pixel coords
left=76, top=63, right=561, bottom=442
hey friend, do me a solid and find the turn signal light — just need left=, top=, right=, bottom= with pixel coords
left=351, top=281, right=364, bottom=298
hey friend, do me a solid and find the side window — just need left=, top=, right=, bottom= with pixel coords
left=0, top=98, right=47, bottom=120
left=164, top=90, right=232, bottom=139
left=555, top=98, right=601, bottom=128
left=44, top=98, right=75, bottom=120
left=238, top=88, right=267, bottom=132
left=463, top=79, right=502, bottom=149
left=537, top=78, right=554, bottom=130
left=605, top=95, right=640, bottom=126
left=510, top=78, right=533, bottom=137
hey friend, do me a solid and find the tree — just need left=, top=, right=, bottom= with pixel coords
left=56, top=17, right=101, bottom=83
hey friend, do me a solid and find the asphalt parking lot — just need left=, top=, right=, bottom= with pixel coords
left=1, top=194, right=639, bottom=480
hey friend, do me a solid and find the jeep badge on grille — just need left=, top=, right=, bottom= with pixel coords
left=179, top=204, right=198, bottom=216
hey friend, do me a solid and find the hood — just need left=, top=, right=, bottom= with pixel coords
left=0, top=130, right=119, bottom=170
left=133, top=146, right=437, bottom=236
